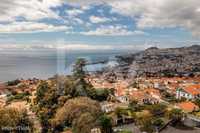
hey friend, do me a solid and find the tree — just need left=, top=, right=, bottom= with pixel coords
left=35, top=81, right=50, bottom=105
left=99, top=115, right=112, bottom=133
left=139, top=116, right=154, bottom=133
left=194, top=99, right=200, bottom=108
left=89, top=88, right=110, bottom=102
left=7, top=79, right=21, bottom=86
left=147, top=104, right=167, bottom=116
left=129, top=100, right=139, bottom=111
left=71, top=58, right=94, bottom=97
left=52, top=97, right=102, bottom=133
left=0, top=108, right=33, bottom=133
left=34, top=81, right=60, bottom=133
left=166, top=108, right=183, bottom=122
left=73, top=58, right=87, bottom=80
left=152, top=118, right=164, bottom=128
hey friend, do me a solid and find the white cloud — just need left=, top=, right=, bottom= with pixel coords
left=0, top=43, right=149, bottom=51
left=66, top=0, right=200, bottom=37
left=0, top=22, right=71, bottom=33
left=66, top=9, right=84, bottom=16
left=80, top=25, right=147, bottom=36
left=109, top=0, right=200, bottom=37
left=89, top=16, right=110, bottom=23
left=1, top=0, right=200, bottom=37
left=66, top=0, right=117, bottom=6
left=0, top=0, right=64, bottom=22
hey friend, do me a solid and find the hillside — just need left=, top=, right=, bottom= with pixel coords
left=103, top=45, right=200, bottom=79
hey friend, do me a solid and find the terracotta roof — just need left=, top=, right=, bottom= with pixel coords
left=177, top=101, right=199, bottom=113
left=183, top=84, right=200, bottom=95
left=130, top=90, right=148, bottom=101
left=144, top=88, right=161, bottom=96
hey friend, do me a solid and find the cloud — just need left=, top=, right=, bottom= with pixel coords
left=0, top=0, right=64, bottom=22
left=89, top=16, right=110, bottom=23
left=0, top=43, right=149, bottom=51
left=80, top=25, right=147, bottom=36
left=1, top=0, right=200, bottom=37
left=109, top=0, right=200, bottom=37
left=0, top=22, right=71, bottom=33
left=66, top=0, right=117, bottom=6
left=66, top=9, right=84, bottom=16
left=66, top=0, right=200, bottom=37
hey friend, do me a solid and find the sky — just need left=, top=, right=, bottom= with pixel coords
left=0, top=0, right=200, bottom=51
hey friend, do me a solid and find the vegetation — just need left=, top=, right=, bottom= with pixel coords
left=7, top=79, right=21, bottom=86
left=117, top=130, right=132, bottom=133
left=161, top=90, right=176, bottom=103
left=99, top=115, right=113, bottom=133
left=7, top=92, right=30, bottom=102
left=31, top=58, right=118, bottom=132
left=0, top=108, right=33, bottom=133
left=146, top=104, right=167, bottom=116
left=165, top=108, right=183, bottom=122
left=73, top=58, right=87, bottom=80
left=34, top=81, right=60, bottom=132
left=52, top=97, right=102, bottom=133
left=194, top=99, right=200, bottom=108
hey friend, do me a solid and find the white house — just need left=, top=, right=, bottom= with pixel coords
left=100, top=102, right=115, bottom=113
left=176, top=85, right=200, bottom=100
left=116, top=95, right=129, bottom=104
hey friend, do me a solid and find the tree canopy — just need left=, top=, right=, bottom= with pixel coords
left=0, top=108, right=33, bottom=133
left=52, top=97, right=102, bottom=133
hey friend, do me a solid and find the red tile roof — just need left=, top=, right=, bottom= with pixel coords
left=177, top=101, right=199, bottom=113
left=183, top=84, right=200, bottom=95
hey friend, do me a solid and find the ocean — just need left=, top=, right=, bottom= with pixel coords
left=0, top=50, right=128, bottom=82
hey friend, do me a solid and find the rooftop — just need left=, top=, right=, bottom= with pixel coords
left=182, top=84, right=200, bottom=95
left=176, top=101, right=199, bottom=113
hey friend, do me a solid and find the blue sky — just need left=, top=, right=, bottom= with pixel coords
left=0, top=0, right=200, bottom=51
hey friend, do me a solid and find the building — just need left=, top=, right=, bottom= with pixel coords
left=176, top=84, right=200, bottom=100
left=116, top=95, right=129, bottom=104
left=176, top=101, right=199, bottom=113
left=130, top=90, right=159, bottom=105
left=100, top=102, right=115, bottom=113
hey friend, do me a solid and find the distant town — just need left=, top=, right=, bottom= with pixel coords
left=1, top=46, right=200, bottom=133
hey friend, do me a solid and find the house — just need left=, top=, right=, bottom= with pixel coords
left=100, top=102, right=115, bottom=113
left=144, top=88, right=161, bottom=100
left=130, top=90, right=159, bottom=105
left=116, top=95, right=129, bottom=104
left=176, top=101, right=199, bottom=113
left=176, top=84, right=200, bottom=100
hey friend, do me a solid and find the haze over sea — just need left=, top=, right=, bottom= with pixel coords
left=0, top=49, right=129, bottom=82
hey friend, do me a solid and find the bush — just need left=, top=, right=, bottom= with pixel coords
left=99, top=115, right=112, bottom=133
left=146, top=104, right=167, bottom=116
left=7, top=79, right=21, bottom=86
left=0, top=108, right=33, bottom=133
left=7, top=92, right=30, bottom=102
left=52, top=97, right=102, bottom=133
